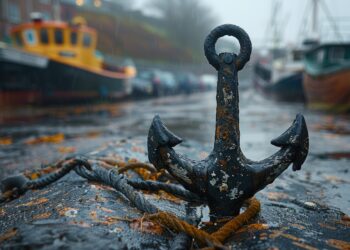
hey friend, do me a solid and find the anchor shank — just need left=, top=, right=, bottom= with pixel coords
left=214, top=57, right=240, bottom=153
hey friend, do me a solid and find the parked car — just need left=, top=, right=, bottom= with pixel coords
left=160, top=71, right=178, bottom=95
left=176, top=73, right=201, bottom=94
left=200, top=74, right=217, bottom=90
left=138, top=70, right=177, bottom=97
left=131, top=76, right=153, bottom=97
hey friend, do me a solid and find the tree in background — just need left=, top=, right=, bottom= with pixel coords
left=149, top=0, right=217, bottom=60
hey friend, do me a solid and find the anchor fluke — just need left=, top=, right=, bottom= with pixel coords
left=148, top=115, right=182, bottom=169
left=271, top=114, right=309, bottom=171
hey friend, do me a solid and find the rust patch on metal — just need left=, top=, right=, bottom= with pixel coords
left=32, top=212, right=52, bottom=220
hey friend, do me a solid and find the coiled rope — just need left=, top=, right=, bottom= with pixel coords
left=0, top=156, right=261, bottom=249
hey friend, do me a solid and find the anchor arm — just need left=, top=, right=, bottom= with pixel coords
left=250, top=114, right=309, bottom=190
left=147, top=115, right=206, bottom=194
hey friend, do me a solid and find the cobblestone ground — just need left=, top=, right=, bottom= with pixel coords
left=0, top=90, right=349, bottom=249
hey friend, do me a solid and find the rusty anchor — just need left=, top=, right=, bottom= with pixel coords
left=147, top=24, right=309, bottom=219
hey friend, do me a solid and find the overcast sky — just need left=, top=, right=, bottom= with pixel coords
left=132, top=0, right=350, bottom=46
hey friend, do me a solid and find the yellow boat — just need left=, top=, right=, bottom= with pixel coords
left=0, top=15, right=136, bottom=105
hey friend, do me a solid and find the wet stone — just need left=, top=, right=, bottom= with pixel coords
left=0, top=137, right=349, bottom=249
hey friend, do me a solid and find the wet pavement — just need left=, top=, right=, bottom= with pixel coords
left=0, top=86, right=350, bottom=249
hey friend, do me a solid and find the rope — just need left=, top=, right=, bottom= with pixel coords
left=75, top=165, right=159, bottom=214
left=1, top=156, right=261, bottom=249
left=212, top=198, right=260, bottom=242
left=146, top=197, right=261, bottom=248
left=0, top=157, right=91, bottom=203
left=127, top=179, right=202, bottom=202
left=25, top=157, right=91, bottom=189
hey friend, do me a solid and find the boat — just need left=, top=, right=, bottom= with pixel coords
left=253, top=48, right=305, bottom=102
left=303, top=43, right=350, bottom=112
left=0, top=14, right=136, bottom=106
left=253, top=0, right=305, bottom=102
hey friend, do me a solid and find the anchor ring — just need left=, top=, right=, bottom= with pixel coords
left=204, top=24, right=252, bottom=71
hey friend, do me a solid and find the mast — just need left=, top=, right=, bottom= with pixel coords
left=53, top=0, right=61, bottom=21
left=311, top=0, right=319, bottom=36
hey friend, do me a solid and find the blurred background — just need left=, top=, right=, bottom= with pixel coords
left=0, top=1, right=349, bottom=215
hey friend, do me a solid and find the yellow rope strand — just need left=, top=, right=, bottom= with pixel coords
left=212, top=197, right=261, bottom=242
left=147, top=197, right=261, bottom=248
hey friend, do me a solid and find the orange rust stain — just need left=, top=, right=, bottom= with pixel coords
left=318, top=222, right=337, bottom=230
left=86, top=131, right=101, bottom=138
left=25, top=133, right=64, bottom=145
left=337, top=215, right=350, bottom=227
left=130, top=219, right=163, bottom=235
left=290, top=224, right=306, bottom=230
left=57, top=207, right=78, bottom=217
left=32, top=212, right=52, bottom=220
left=292, top=241, right=318, bottom=250
left=158, top=190, right=182, bottom=204
left=100, top=207, right=114, bottom=213
left=57, top=146, right=76, bottom=154
left=221, top=130, right=229, bottom=140
left=17, top=197, right=48, bottom=207
left=339, top=215, right=350, bottom=227
left=0, top=208, right=5, bottom=217
left=342, top=215, right=350, bottom=222
left=29, top=172, right=40, bottom=180
left=236, top=223, right=269, bottom=233
left=219, top=160, right=227, bottom=168
left=281, top=233, right=301, bottom=241
left=259, top=232, right=269, bottom=240
left=0, top=228, right=17, bottom=243
left=215, top=125, right=221, bottom=138
left=135, top=168, right=152, bottom=180
left=96, top=215, right=132, bottom=225
left=326, top=239, right=350, bottom=250
left=90, top=211, right=98, bottom=221
left=0, top=137, right=12, bottom=145
left=269, top=228, right=288, bottom=239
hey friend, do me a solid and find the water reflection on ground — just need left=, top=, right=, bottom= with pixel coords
left=0, top=89, right=349, bottom=213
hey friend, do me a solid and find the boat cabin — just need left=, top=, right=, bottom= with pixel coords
left=304, top=43, right=350, bottom=76
left=9, top=16, right=102, bottom=71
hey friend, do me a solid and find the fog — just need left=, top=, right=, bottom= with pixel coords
left=133, top=0, right=350, bottom=46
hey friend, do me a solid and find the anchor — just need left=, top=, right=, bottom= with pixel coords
left=147, top=24, right=309, bottom=219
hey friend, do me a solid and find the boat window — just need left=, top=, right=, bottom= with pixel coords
left=292, top=50, right=302, bottom=61
left=70, top=31, right=78, bottom=45
left=316, top=50, right=324, bottom=65
left=329, top=47, right=345, bottom=63
left=14, top=32, right=23, bottom=46
left=54, top=29, right=64, bottom=44
left=24, top=29, right=37, bottom=45
left=83, top=33, right=92, bottom=47
left=40, top=29, right=49, bottom=44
